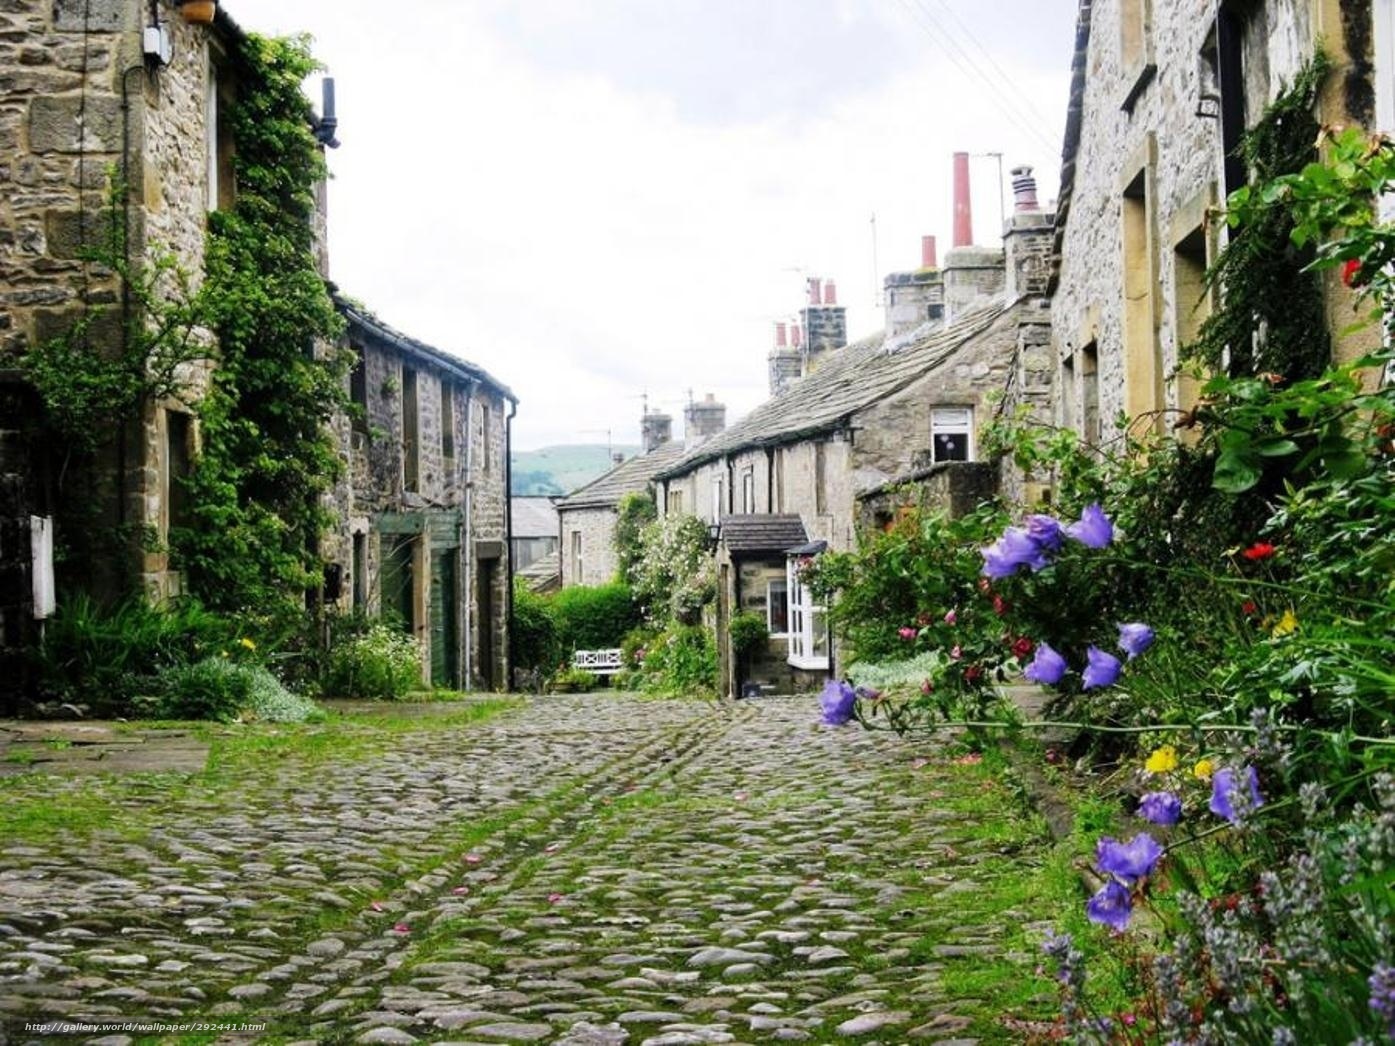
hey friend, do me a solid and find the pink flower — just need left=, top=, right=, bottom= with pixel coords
left=950, top=645, right=963, bottom=660
left=369, top=900, right=384, bottom=912
left=944, top=609, right=958, bottom=625
left=547, top=892, right=565, bottom=905
left=464, top=853, right=483, bottom=864
left=898, top=626, right=918, bottom=641
left=392, top=923, right=411, bottom=934
left=452, top=886, right=470, bottom=896
left=920, top=678, right=934, bottom=695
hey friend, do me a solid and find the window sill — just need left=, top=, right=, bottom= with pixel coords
left=788, top=655, right=830, bottom=671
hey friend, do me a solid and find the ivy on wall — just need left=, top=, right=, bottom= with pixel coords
left=173, top=34, right=348, bottom=620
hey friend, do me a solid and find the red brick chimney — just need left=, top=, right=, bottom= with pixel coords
left=806, top=277, right=822, bottom=306
left=952, top=152, right=973, bottom=247
left=921, top=235, right=938, bottom=269
left=774, top=321, right=787, bottom=347
left=823, top=279, right=837, bottom=305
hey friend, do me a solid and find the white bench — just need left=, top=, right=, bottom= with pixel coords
left=572, top=649, right=624, bottom=676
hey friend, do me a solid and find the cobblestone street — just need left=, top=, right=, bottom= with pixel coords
left=0, top=697, right=1057, bottom=1044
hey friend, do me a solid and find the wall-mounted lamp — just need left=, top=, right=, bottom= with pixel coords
left=706, top=523, right=722, bottom=552
left=178, top=1, right=217, bottom=25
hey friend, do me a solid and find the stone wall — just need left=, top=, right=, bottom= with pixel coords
left=1052, top=0, right=1373, bottom=449
left=557, top=505, right=618, bottom=588
left=856, top=461, right=1000, bottom=533
left=943, top=248, right=1005, bottom=322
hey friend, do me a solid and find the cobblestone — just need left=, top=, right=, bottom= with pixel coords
left=0, top=695, right=1033, bottom=1041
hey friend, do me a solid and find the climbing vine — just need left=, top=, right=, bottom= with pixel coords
left=173, top=33, right=348, bottom=622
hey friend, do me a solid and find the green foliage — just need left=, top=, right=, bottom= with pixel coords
left=323, top=623, right=422, bottom=700
left=614, top=491, right=657, bottom=581
left=548, top=582, right=641, bottom=653
left=511, top=579, right=561, bottom=671
left=845, top=651, right=944, bottom=692
left=548, top=667, right=596, bottom=694
left=727, top=612, right=769, bottom=656
left=1188, top=53, right=1331, bottom=384
left=33, top=596, right=239, bottom=717
left=627, top=513, right=715, bottom=624
left=173, top=33, right=349, bottom=622
left=634, top=624, right=717, bottom=695
left=239, top=664, right=323, bottom=722
left=149, top=655, right=253, bottom=722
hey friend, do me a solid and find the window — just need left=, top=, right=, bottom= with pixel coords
left=441, top=382, right=455, bottom=479
left=766, top=578, right=790, bottom=637
left=570, top=530, right=583, bottom=582
left=1119, top=0, right=1155, bottom=111
left=786, top=558, right=828, bottom=670
left=1082, top=342, right=1101, bottom=445
left=711, top=475, right=725, bottom=522
left=1173, top=226, right=1211, bottom=429
left=667, top=488, right=684, bottom=514
left=206, top=62, right=235, bottom=212
left=481, top=403, right=492, bottom=474
left=352, top=532, right=367, bottom=609
left=165, top=409, right=192, bottom=538
left=1123, top=164, right=1163, bottom=433
left=1060, top=352, right=1077, bottom=432
left=402, top=366, right=420, bottom=492
left=814, top=442, right=827, bottom=514
left=774, top=450, right=785, bottom=513
left=741, top=470, right=755, bottom=514
left=349, top=350, right=368, bottom=441
left=931, top=407, right=973, bottom=463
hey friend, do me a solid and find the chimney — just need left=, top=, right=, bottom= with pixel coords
left=952, top=151, right=973, bottom=247
left=641, top=410, right=672, bottom=453
left=775, top=321, right=787, bottom=347
left=1012, top=165, right=1040, bottom=213
left=791, top=323, right=802, bottom=348
left=685, top=392, right=727, bottom=444
left=806, top=277, right=822, bottom=306
left=822, top=279, right=837, bottom=305
left=884, top=236, right=946, bottom=339
left=801, top=274, right=847, bottom=375
left=612, top=452, right=625, bottom=465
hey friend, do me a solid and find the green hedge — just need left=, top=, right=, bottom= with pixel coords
left=549, top=582, right=642, bottom=653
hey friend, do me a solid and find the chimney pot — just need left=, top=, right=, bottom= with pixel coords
left=1011, top=164, right=1040, bottom=212
left=791, top=323, right=802, bottom=347
left=807, top=277, right=822, bottom=306
left=823, top=279, right=837, bottom=305
left=775, top=321, right=788, bottom=347
left=952, top=151, right=973, bottom=247
left=921, top=234, right=938, bottom=269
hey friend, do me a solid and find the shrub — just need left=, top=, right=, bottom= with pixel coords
left=549, top=667, right=596, bottom=693
left=627, top=513, right=714, bottom=622
left=323, top=623, right=422, bottom=700
left=728, top=612, right=770, bottom=655
left=151, top=656, right=253, bottom=722
left=241, top=665, right=323, bottom=722
left=512, top=579, right=560, bottom=671
left=549, top=582, right=641, bottom=653
left=639, top=625, right=717, bottom=695
left=33, top=595, right=239, bottom=717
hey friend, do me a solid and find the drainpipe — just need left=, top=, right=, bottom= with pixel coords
left=461, top=383, right=475, bottom=689
left=504, top=396, right=518, bottom=688
left=764, top=447, right=774, bottom=513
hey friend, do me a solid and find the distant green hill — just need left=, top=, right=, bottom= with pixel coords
left=511, top=444, right=641, bottom=496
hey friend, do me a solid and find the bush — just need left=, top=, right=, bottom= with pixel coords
left=512, top=579, right=560, bottom=671
left=241, top=665, right=323, bottom=722
left=33, top=595, right=240, bottom=717
left=323, top=623, right=422, bottom=700
left=639, top=625, right=717, bottom=695
left=728, top=612, right=770, bottom=655
left=549, top=667, right=596, bottom=693
left=150, top=656, right=253, bottom=722
left=549, top=582, right=641, bottom=653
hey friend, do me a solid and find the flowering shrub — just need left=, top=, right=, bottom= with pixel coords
left=626, top=514, right=715, bottom=624
left=323, top=624, right=422, bottom=700
left=629, top=624, right=716, bottom=696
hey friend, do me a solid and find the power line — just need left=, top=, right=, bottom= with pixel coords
left=885, top=0, right=1058, bottom=154
left=914, top=0, right=1057, bottom=131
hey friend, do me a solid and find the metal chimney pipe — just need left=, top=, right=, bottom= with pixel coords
left=921, top=235, right=938, bottom=269
left=823, top=279, right=837, bottom=305
left=775, top=321, right=787, bottom=347
left=1011, top=164, right=1040, bottom=212
left=952, top=151, right=973, bottom=247
left=807, top=277, right=822, bottom=306
left=791, top=323, right=802, bottom=347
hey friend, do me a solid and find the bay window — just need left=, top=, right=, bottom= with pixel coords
left=786, top=557, right=828, bottom=670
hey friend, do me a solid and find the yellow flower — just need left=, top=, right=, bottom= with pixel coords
left=1193, top=758, right=1215, bottom=780
left=239, top=637, right=257, bottom=652
left=1271, top=609, right=1298, bottom=638
left=1145, top=745, right=1179, bottom=774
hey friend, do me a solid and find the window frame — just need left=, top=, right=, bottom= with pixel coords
left=785, top=557, right=829, bottom=670
left=930, top=406, right=975, bottom=464
left=766, top=577, right=790, bottom=638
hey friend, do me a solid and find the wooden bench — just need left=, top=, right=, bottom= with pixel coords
left=572, top=648, right=624, bottom=677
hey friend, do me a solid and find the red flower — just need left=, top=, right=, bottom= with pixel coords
left=1242, top=542, right=1276, bottom=561
left=1342, top=258, right=1363, bottom=287
left=1012, top=636, right=1035, bottom=659
left=992, top=594, right=1008, bottom=616
left=977, top=578, right=992, bottom=594
left=1241, top=600, right=1258, bottom=615
left=920, top=678, right=934, bottom=695
left=964, top=664, right=984, bottom=684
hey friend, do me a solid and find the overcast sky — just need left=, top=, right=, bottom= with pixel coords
left=224, top=0, right=1077, bottom=451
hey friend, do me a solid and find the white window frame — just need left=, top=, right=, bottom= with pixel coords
left=206, top=65, right=219, bottom=213
left=741, top=469, right=755, bottom=513
left=930, top=406, right=974, bottom=463
left=711, top=475, right=724, bottom=523
left=766, top=577, right=790, bottom=638
left=785, top=558, right=829, bottom=670
left=570, top=531, right=582, bottom=582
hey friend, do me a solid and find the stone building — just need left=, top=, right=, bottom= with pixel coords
left=510, top=496, right=559, bottom=572
left=0, top=0, right=259, bottom=698
left=1050, top=0, right=1382, bottom=447
left=330, top=299, right=516, bottom=692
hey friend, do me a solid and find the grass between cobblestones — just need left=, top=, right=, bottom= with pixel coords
left=0, top=698, right=521, bottom=844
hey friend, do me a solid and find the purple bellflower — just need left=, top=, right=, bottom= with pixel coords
left=1096, top=833, right=1164, bottom=883
left=981, top=527, right=1052, bottom=579
left=1023, top=642, right=1068, bottom=686
left=1369, top=963, right=1395, bottom=1039
left=1086, top=880, right=1133, bottom=931
left=819, top=680, right=857, bottom=727
left=1025, top=514, right=1066, bottom=552
left=1137, top=791, right=1182, bottom=826
left=1065, top=503, right=1114, bottom=548
left=1082, top=646, right=1123, bottom=689
left=1117, top=622, right=1156, bottom=660
left=1210, top=765, right=1264, bottom=823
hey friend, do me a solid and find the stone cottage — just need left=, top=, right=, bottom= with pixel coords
left=654, top=164, right=1054, bottom=697
left=0, top=0, right=262, bottom=696
left=1050, top=0, right=1383, bottom=446
left=329, top=299, right=516, bottom=692
left=555, top=397, right=725, bottom=589
left=510, top=496, right=559, bottom=572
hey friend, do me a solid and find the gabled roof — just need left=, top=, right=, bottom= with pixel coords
left=517, top=549, right=561, bottom=592
left=334, top=292, right=517, bottom=402
left=655, top=299, right=1018, bottom=479
left=719, top=515, right=808, bottom=555
left=554, top=440, right=688, bottom=511
left=511, top=496, right=559, bottom=539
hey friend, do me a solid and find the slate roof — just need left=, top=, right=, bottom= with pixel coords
left=511, top=496, right=558, bottom=539
left=655, top=299, right=1017, bottom=479
left=517, top=550, right=561, bottom=592
left=554, top=440, right=688, bottom=511
left=1048, top=0, right=1094, bottom=294
left=718, top=515, right=809, bottom=555
left=335, top=293, right=517, bottom=402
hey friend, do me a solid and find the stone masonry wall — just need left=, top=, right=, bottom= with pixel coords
left=557, top=505, right=618, bottom=588
left=1050, top=0, right=1362, bottom=446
